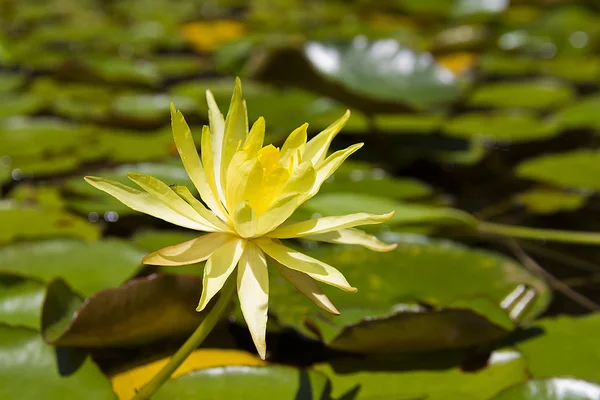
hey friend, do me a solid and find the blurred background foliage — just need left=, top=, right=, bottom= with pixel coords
left=2, top=0, right=600, bottom=398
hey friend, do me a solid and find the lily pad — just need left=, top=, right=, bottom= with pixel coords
left=302, top=37, right=462, bottom=110
left=516, top=189, right=586, bottom=215
left=316, top=349, right=528, bottom=400
left=0, top=72, right=26, bottom=93
left=494, top=378, right=600, bottom=400
left=0, top=275, right=46, bottom=329
left=517, top=314, right=600, bottom=382
left=51, top=83, right=115, bottom=120
left=132, top=230, right=198, bottom=253
left=0, top=239, right=145, bottom=297
left=300, top=193, right=476, bottom=227
left=95, top=128, right=174, bottom=163
left=0, top=93, right=47, bottom=118
left=153, top=365, right=329, bottom=400
left=515, top=150, right=600, bottom=191
left=0, top=202, right=99, bottom=244
left=467, top=80, right=574, bottom=110
left=111, top=93, right=199, bottom=127
left=42, top=274, right=222, bottom=347
left=269, top=235, right=550, bottom=343
left=556, top=95, right=600, bottom=130
left=374, top=113, right=446, bottom=133
left=444, top=112, right=561, bottom=143
left=0, top=326, right=115, bottom=399
left=537, top=58, right=600, bottom=83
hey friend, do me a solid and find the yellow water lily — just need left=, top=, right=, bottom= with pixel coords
left=85, top=78, right=396, bottom=359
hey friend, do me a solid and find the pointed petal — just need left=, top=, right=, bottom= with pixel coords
left=256, top=238, right=356, bottom=292
left=197, top=237, right=246, bottom=311
left=280, top=123, right=308, bottom=166
left=271, top=260, right=339, bottom=315
left=200, top=125, right=229, bottom=221
left=310, top=143, right=363, bottom=197
left=170, top=103, right=224, bottom=219
left=283, top=162, right=316, bottom=195
left=237, top=242, right=269, bottom=359
left=220, top=78, right=248, bottom=195
left=267, top=212, right=394, bottom=239
left=84, top=176, right=206, bottom=231
left=234, top=201, right=258, bottom=238
left=304, top=228, right=398, bottom=252
left=255, top=192, right=303, bottom=236
left=243, top=117, right=265, bottom=155
left=304, top=110, right=350, bottom=166
left=206, top=90, right=226, bottom=204
left=226, top=154, right=262, bottom=213
left=171, top=185, right=232, bottom=233
left=128, top=172, right=218, bottom=232
left=142, top=233, right=233, bottom=266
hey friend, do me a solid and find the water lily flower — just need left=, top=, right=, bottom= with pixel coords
left=85, top=79, right=396, bottom=359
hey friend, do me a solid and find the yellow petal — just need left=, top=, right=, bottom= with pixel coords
left=220, top=78, right=248, bottom=195
left=280, top=123, right=307, bottom=167
left=171, top=185, right=232, bottom=233
left=243, top=117, right=265, bottom=155
left=308, top=143, right=363, bottom=198
left=271, top=259, right=339, bottom=315
left=197, top=237, right=246, bottom=312
left=282, top=161, right=316, bottom=195
left=237, top=242, right=269, bottom=359
left=250, top=166, right=289, bottom=215
left=170, top=103, right=225, bottom=220
left=267, top=212, right=394, bottom=239
left=142, top=233, right=233, bottom=266
left=84, top=176, right=206, bottom=231
left=303, top=228, right=398, bottom=252
left=257, top=145, right=280, bottom=175
left=226, top=154, right=262, bottom=214
left=234, top=201, right=258, bottom=238
left=128, top=172, right=219, bottom=232
left=200, top=125, right=229, bottom=221
left=304, top=110, right=350, bottom=166
left=255, top=192, right=303, bottom=236
left=206, top=90, right=226, bottom=205
left=256, top=238, right=356, bottom=292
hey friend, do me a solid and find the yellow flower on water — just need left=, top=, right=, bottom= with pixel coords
left=85, top=78, right=396, bottom=359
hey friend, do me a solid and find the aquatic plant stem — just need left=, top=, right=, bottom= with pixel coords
left=478, top=222, right=600, bottom=245
left=132, top=277, right=236, bottom=400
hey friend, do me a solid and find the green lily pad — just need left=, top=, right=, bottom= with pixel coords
left=0, top=72, right=26, bottom=93
left=42, top=274, right=218, bottom=347
left=0, top=202, right=100, bottom=244
left=153, top=365, right=329, bottom=400
left=0, top=326, right=115, bottom=399
left=111, top=93, right=199, bottom=127
left=0, top=275, right=46, bottom=329
left=302, top=37, right=462, bottom=110
left=493, top=378, right=600, bottom=400
left=73, top=56, right=161, bottom=86
left=444, top=112, right=561, bottom=143
left=321, top=162, right=432, bottom=199
left=480, top=54, right=536, bottom=76
left=132, top=230, right=198, bottom=253
left=0, top=93, right=47, bottom=118
left=374, top=113, right=446, bottom=133
left=269, top=235, right=549, bottom=342
left=467, top=80, right=574, bottom=110
left=51, top=83, right=115, bottom=121
left=64, top=162, right=194, bottom=216
left=517, top=314, right=600, bottom=382
left=8, top=184, right=66, bottom=210
left=309, top=298, right=516, bottom=353
left=0, top=239, right=145, bottom=297
left=96, top=128, right=174, bottom=163
left=300, top=193, right=476, bottom=227
left=516, top=150, right=600, bottom=191
left=153, top=55, right=209, bottom=78
left=315, top=349, right=528, bottom=400
left=516, top=189, right=586, bottom=215
left=537, top=58, right=600, bottom=83
left=556, top=95, right=600, bottom=130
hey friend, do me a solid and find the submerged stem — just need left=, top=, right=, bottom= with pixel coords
left=132, top=277, right=236, bottom=400
left=478, top=222, right=600, bottom=246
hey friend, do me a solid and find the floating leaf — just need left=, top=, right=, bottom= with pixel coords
left=516, top=150, right=600, bottom=191
left=153, top=365, right=329, bottom=400
left=42, top=274, right=225, bottom=347
left=444, top=112, right=561, bottom=143
left=0, top=93, right=47, bottom=118
left=516, top=189, right=586, bottom=215
left=556, top=95, right=600, bottom=130
left=0, top=275, right=46, bottom=329
left=0, top=326, right=115, bottom=399
left=468, top=80, right=574, bottom=110
left=493, top=378, right=600, bottom=400
left=111, top=93, right=199, bottom=127
left=0, top=72, right=25, bottom=93
left=112, top=349, right=265, bottom=400
left=0, top=202, right=99, bottom=244
left=517, top=314, right=600, bottom=382
left=0, top=239, right=144, bottom=296
left=316, top=349, right=528, bottom=400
